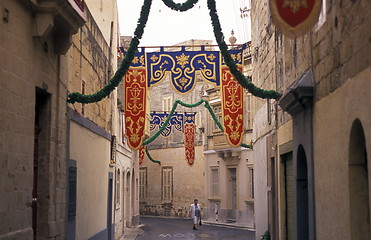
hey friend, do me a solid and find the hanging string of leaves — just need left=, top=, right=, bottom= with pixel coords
left=67, top=0, right=153, bottom=104
left=143, top=99, right=205, bottom=145
left=161, top=0, right=199, bottom=11
left=142, top=98, right=251, bottom=148
left=207, top=0, right=281, bottom=99
left=67, top=0, right=281, bottom=104
left=144, top=97, right=251, bottom=165
left=145, top=147, right=161, bottom=165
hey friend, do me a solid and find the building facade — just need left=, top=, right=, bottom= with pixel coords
left=251, top=0, right=371, bottom=239
left=113, top=36, right=141, bottom=240
left=66, top=0, right=122, bottom=239
left=138, top=40, right=213, bottom=218
left=0, top=0, right=84, bottom=239
left=202, top=43, right=255, bottom=228
left=1, top=1, right=139, bottom=240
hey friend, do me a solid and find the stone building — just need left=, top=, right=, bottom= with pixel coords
left=138, top=40, right=213, bottom=218
left=202, top=42, right=255, bottom=228
left=66, top=0, right=128, bottom=239
left=251, top=0, right=371, bottom=239
left=113, top=36, right=140, bottom=239
left=0, top=0, right=138, bottom=240
left=0, top=0, right=84, bottom=239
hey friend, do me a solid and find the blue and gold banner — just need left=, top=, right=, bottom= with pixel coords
left=123, top=46, right=245, bottom=149
left=150, top=112, right=184, bottom=137
left=150, top=112, right=196, bottom=137
left=122, top=46, right=245, bottom=96
left=146, top=50, right=221, bottom=94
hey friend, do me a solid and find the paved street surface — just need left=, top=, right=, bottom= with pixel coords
left=135, top=217, right=255, bottom=240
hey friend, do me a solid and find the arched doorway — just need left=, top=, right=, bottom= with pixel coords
left=349, top=119, right=370, bottom=239
left=297, top=145, right=309, bottom=240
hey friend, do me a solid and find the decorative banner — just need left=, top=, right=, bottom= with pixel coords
left=124, top=51, right=147, bottom=150
left=270, top=0, right=322, bottom=38
left=146, top=49, right=221, bottom=94
left=184, top=112, right=196, bottom=166
left=150, top=112, right=184, bottom=137
left=139, top=145, right=145, bottom=165
left=221, top=49, right=244, bottom=147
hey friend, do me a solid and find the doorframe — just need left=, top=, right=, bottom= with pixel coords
left=227, top=167, right=237, bottom=220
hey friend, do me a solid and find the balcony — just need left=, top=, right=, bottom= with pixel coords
left=25, top=0, right=86, bottom=54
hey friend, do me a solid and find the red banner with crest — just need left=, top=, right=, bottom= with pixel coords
left=270, top=0, right=322, bottom=38
left=184, top=123, right=195, bottom=166
left=221, top=66, right=244, bottom=147
left=124, top=53, right=147, bottom=150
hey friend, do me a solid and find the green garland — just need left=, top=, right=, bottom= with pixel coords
left=162, top=0, right=199, bottom=11
left=204, top=100, right=224, bottom=131
left=207, top=0, right=281, bottom=99
left=67, top=0, right=152, bottom=104
left=144, top=97, right=252, bottom=165
left=241, top=143, right=252, bottom=149
left=68, top=0, right=281, bottom=104
left=142, top=99, right=218, bottom=145
left=143, top=98, right=251, bottom=148
left=145, top=147, right=161, bottom=165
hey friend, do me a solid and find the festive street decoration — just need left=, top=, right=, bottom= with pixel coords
left=143, top=99, right=219, bottom=146
left=162, top=0, right=199, bottom=11
left=207, top=0, right=281, bottom=99
left=145, top=147, right=161, bottom=165
left=124, top=51, right=147, bottom=150
left=150, top=112, right=183, bottom=137
left=184, top=112, right=196, bottom=165
left=147, top=49, right=220, bottom=94
left=67, top=0, right=281, bottom=105
left=143, top=98, right=252, bottom=165
left=221, top=49, right=244, bottom=147
left=270, top=0, right=322, bottom=38
left=67, top=0, right=151, bottom=104
left=150, top=112, right=198, bottom=137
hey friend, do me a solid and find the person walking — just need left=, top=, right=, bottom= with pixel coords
left=190, top=199, right=201, bottom=230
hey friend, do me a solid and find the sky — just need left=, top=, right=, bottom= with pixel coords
left=117, top=0, right=251, bottom=47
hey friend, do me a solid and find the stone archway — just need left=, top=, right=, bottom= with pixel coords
left=296, top=145, right=309, bottom=240
left=349, top=119, right=370, bottom=239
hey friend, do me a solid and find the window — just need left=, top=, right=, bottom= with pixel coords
left=248, top=167, right=254, bottom=199
left=116, top=169, right=120, bottom=205
left=162, top=96, right=172, bottom=112
left=211, top=167, right=219, bottom=197
left=139, top=167, right=147, bottom=201
left=162, top=167, right=173, bottom=201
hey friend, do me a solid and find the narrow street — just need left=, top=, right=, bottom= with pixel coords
left=136, top=217, right=255, bottom=240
